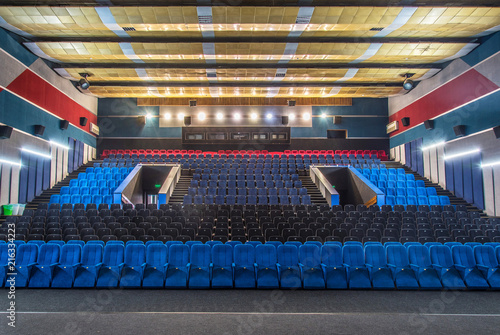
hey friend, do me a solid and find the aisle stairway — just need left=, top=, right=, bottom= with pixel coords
left=169, top=172, right=193, bottom=203
left=384, top=161, right=487, bottom=217
left=299, top=175, right=328, bottom=205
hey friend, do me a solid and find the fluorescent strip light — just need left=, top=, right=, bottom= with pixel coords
left=22, top=148, right=52, bottom=159
left=443, top=148, right=480, bottom=161
left=421, top=141, right=445, bottom=151
left=49, top=141, right=70, bottom=150
left=0, top=158, right=22, bottom=167
left=481, top=161, right=500, bottom=168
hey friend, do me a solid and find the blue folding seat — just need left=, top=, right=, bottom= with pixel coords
left=188, top=244, right=211, bottom=289
left=474, top=245, right=500, bottom=289
left=428, top=196, right=440, bottom=206
left=165, top=244, right=190, bottom=288
left=211, top=244, right=233, bottom=288
left=247, top=195, right=257, bottom=205
left=233, top=244, right=256, bottom=288
left=143, top=244, right=168, bottom=288
left=439, top=196, right=451, bottom=206
left=73, top=244, right=103, bottom=288
left=320, top=244, right=347, bottom=289
left=385, top=195, right=395, bottom=206
left=417, top=196, right=429, bottom=206
left=406, top=188, right=417, bottom=197
left=299, top=244, right=325, bottom=289
left=408, top=245, right=442, bottom=289
left=290, top=195, right=300, bottom=205
left=51, top=244, right=82, bottom=288
left=277, top=244, right=301, bottom=289
left=364, top=244, right=395, bottom=289
left=451, top=245, right=489, bottom=289
left=183, top=195, right=193, bottom=205
left=0, top=244, right=9, bottom=287
left=96, top=244, right=124, bottom=288
left=395, top=196, right=406, bottom=205
left=429, top=245, right=466, bottom=289
left=28, top=244, right=61, bottom=288
left=416, top=187, right=427, bottom=196
left=255, top=244, right=279, bottom=289
left=343, top=244, right=371, bottom=288
left=386, top=245, right=418, bottom=289
left=12, top=244, right=38, bottom=287
left=258, top=195, right=268, bottom=205
left=120, top=244, right=146, bottom=288
left=49, top=195, right=60, bottom=204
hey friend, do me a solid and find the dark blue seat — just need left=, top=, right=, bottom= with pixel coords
left=188, top=244, right=211, bottom=289
left=120, top=244, right=146, bottom=288
left=365, top=244, right=395, bottom=289
left=233, top=244, right=256, bottom=288
left=277, top=244, right=301, bottom=289
left=28, top=244, right=61, bottom=288
left=386, top=245, right=419, bottom=289
left=429, top=245, right=466, bottom=289
left=74, top=244, right=103, bottom=288
left=299, top=244, right=325, bottom=289
left=408, top=245, right=442, bottom=289
left=96, top=244, right=124, bottom=288
left=165, top=244, right=190, bottom=288
left=255, top=244, right=279, bottom=289
left=143, top=244, right=168, bottom=288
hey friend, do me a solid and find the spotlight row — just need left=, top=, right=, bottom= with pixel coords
left=160, top=112, right=313, bottom=121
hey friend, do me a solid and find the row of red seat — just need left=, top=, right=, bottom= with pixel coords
left=101, top=149, right=388, bottom=160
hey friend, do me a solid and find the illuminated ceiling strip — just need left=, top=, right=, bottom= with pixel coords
left=0, top=158, right=22, bottom=167
left=373, top=7, right=418, bottom=37
left=481, top=161, right=500, bottom=168
left=0, top=16, right=34, bottom=38
left=421, top=141, right=445, bottom=151
left=435, top=43, right=479, bottom=64
left=206, top=68, right=217, bottom=83
left=209, top=87, right=219, bottom=97
left=443, top=148, right=480, bottom=161
left=49, top=141, right=70, bottom=150
left=278, top=43, right=299, bottom=64
left=335, top=68, right=359, bottom=82
left=197, top=7, right=215, bottom=39
left=288, top=7, right=314, bottom=38
left=266, top=87, right=280, bottom=98
left=474, top=24, right=500, bottom=38
left=350, top=43, right=383, bottom=64
left=23, top=43, right=61, bottom=63
left=21, top=148, right=51, bottom=159
left=202, top=43, right=216, bottom=65
left=119, top=42, right=144, bottom=64
left=273, top=68, right=288, bottom=82
left=95, top=7, right=130, bottom=38
left=148, top=88, right=163, bottom=97
left=324, top=87, right=341, bottom=97
left=54, top=68, right=77, bottom=80
left=416, top=68, right=441, bottom=81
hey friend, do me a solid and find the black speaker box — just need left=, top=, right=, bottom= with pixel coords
left=333, top=116, right=342, bottom=124
left=281, top=116, right=289, bottom=126
left=493, top=125, right=500, bottom=139
left=60, top=120, right=69, bottom=130
left=453, top=125, right=466, bottom=137
left=34, top=125, right=45, bottom=137
left=137, top=116, right=146, bottom=125
left=0, top=125, right=13, bottom=139
left=184, top=116, right=192, bottom=126
left=327, top=129, right=346, bottom=139
left=401, top=117, right=410, bottom=127
left=424, top=120, right=434, bottom=130
left=288, top=100, right=296, bottom=107
left=80, top=117, right=88, bottom=126
left=189, top=100, right=197, bottom=107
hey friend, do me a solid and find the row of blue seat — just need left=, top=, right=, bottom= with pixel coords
left=4, top=240, right=500, bottom=289
left=49, top=195, right=115, bottom=206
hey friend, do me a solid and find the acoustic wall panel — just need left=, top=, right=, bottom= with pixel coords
left=405, top=142, right=411, bottom=168
left=416, top=138, right=424, bottom=176
left=35, top=156, right=43, bottom=197
left=0, top=164, right=10, bottom=206
left=437, top=145, right=446, bottom=189
left=51, top=146, right=57, bottom=187
left=483, top=166, right=495, bottom=216
left=423, top=148, right=431, bottom=180
left=79, top=141, right=84, bottom=167
left=400, top=144, right=406, bottom=165
left=471, top=152, right=484, bottom=210
left=57, top=147, right=63, bottom=183
left=453, top=159, right=464, bottom=199
left=445, top=160, right=454, bottom=194
left=43, top=157, right=50, bottom=191
left=429, top=147, right=439, bottom=185
left=494, top=166, right=500, bottom=216
left=18, top=151, right=29, bottom=204
left=62, top=145, right=68, bottom=178
left=10, top=165, right=20, bottom=205
left=462, top=156, right=473, bottom=205
left=27, top=154, right=36, bottom=202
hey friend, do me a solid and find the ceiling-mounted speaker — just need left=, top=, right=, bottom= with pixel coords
left=453, top=125, right=466, bottom=137
left=137, top=116, right=146, bottom=125
left=493, top=125, right=500, bottom=139
left=0, top=125, right=13, bottom=139
left=288, top=100, right=296, bottom=107
left=401, top=117, right=410, bottom=127
left=424, top=120, right=434, bottom=130
left=333, top=116, right=342, bottom=124
left=189, top=100, right=197, bottom=107
left=281, top=116, right=289, bottom=126
left=80, top=117, right=88, bottom=126
left=184, top=116, right=192, bottom=126
left=34, top=125, right=45, bottom=137
left=60, top=120, right=69, bottom=130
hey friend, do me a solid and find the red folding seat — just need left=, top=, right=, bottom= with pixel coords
left=196, top=150, right=202, bottom=154
left=370, top=150, right=378, bottom=155
left=138, top=150, right=146, bottom=154
left=159, top=150, right=166, bottom=154
left=326, top=150, right=334, bottom=155
left=218, top=150, right=224, bottom=154
left=349, top=150, right=356, bottom=156
left=312, top=150, right=319, bottom=154
left=305, top=150, right=312, bottom=154
left=363, top=150, right=370, bottom=155
left=291, top=150, right=298, bottom=154
left=261, top=150, right=268, bottom=154
left=254, top=150, right=260, bottom=154
left=298, top=150, right=305, bottom=155
left=146, top=149, right=152, bottom=154
left=356, top=150, right=363, bottom=155
left=284, top=150, right=291, bottom=154
left=341, top=150, right=349, bottom=156
left=319, top=150, right=327, bottom=155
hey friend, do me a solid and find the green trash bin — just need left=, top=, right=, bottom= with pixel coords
left=2, top=205, right=14, bottom=216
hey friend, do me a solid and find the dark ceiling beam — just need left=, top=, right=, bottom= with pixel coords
left=88, top=81, right=403, bottom=88
left=27, top=36, right=478, bottom=44
left=55, top=63, right=443, bottom=70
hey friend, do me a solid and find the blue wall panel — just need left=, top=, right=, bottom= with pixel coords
left=43, top=159, right=50, bottom=191
left=462, top=156, right=473, bottom=205
left=35, top=156, right=43, bottom=197
left=27, top=154, right=36, bottom=202
left=405, top=142, right=411, bottom=166
left=416, top=138, right=424, bottom=176
left=68, top=139, right=74, bottom=173
left=445, top=160, right=454, bottom=194
left=471, top=152, right=484, bottom=210
left=18, top=151, right=29, bottom=204
left=453, top=160, right=464, bottom=199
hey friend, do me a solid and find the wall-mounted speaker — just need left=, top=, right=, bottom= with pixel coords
left=327, top=129, right=347, bottom=139
left=0, top=125, right=13, bottom=139
left=281, top=116, right=289, bottom=126
left=453, top=125, right=466, bottom=137
left=184, top=116, right=192, bottom=126
left=189, top=100, right=197, bottom=107
left=288, top=100, right=296, bottom=107
left=424, top=120, right=434, bottom=130
left=333, top=116, right=342, bottom=124
left=401, top=117, right=410, bottom=127
left=80, top=117, right=88, bottom=126
left=60, top=120, right=69, bottom=130
left=34, top=125, right=45, bottom=137
left=137, top=116, right=146, bottom=125
left=493, top=125, right=500, bottom=139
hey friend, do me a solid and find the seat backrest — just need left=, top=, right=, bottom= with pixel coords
left=146, top=244, right=168, bottom=267
left=211, top=244, right=233, bottom=267
left=321, top=244, right=342, bottom=267
left=0, top=244, right=8, bottom=264
left=190, top=244, right=211, bottom=267
left=474, top=245, right=498, bottom=268
left=386, top=245, right=409, bottom=267
left=16, top=244, right=38, bottom=265
left=168, top=244, right=190, bottom=267
left=124, top=244, right=146, bottom=266
left=234, top=244, right=255, bottom=266
left=255, top=244, right=277, bottom=267
left=277, top=244, right=298, bottom=266
left=37, top=244, right=61, bottom=265
left=299, top=244, right=321, bottom=267
left=408, top=245, right=431, bottom=267
left=365, top=244, right=387, bottom=267
left=429, top=245, right=453, bottom=268
left=343, top=244, right=365, bottom=267
left=81, top=244, right=103, bottom=266
left=59, top=244, right=82, bottom=265
left=103, top=244, right=125, bottom=266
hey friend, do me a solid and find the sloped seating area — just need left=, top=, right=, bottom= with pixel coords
left=3, top=239, right=500, bottom=289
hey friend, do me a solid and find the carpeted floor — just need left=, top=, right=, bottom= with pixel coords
left=1, top=290, right=499, bottom=334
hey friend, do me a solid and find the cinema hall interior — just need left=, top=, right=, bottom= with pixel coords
left=1, top=0, right=500, bottom=334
